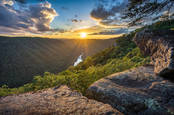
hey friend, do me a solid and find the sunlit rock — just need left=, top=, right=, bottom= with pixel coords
left=87, top=66, right=174, bottom=114
left=0, top=85, right=122, bottom=115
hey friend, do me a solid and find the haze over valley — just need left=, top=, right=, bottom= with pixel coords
left=0, top=36, right=115, bottom=87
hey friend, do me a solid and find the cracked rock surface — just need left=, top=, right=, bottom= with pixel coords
left=0, top=85, right=122, bottom=115
left=87, top=66, right=174, bottom=115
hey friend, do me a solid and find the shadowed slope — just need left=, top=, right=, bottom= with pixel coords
left=0, top=37, right=115, bottom=87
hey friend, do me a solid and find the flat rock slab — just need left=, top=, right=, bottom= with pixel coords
left=87, top=66, right=174, bottom=115
left=0, top=85, right=122, bottom=115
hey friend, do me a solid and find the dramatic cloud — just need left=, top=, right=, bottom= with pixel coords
left=0, top=0, right=58, bottom=35
left=90, top=0, right=128, bottom=28
left=90, top=5, right=114, bottom=21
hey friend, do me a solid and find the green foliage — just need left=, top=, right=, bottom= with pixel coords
left=147, top=19, right=174, bottom=30
left=0, top=37, right=115, bottom=88
left=0, top=30, right=150, bottom=97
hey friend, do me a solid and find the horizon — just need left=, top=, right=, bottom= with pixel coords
left=0, top=34, right=121, bottom=40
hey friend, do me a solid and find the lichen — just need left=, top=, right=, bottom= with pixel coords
left=168, top=108, right=174, bottom=115
left=145, top=99, right=161, bottom=111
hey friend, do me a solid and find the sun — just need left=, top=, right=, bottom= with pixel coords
left=80, top=32, right=87, bottom=38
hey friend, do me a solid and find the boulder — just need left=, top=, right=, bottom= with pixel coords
left=87, top=66, right=174, bottom=115
left=133, top=29, right=174, bottom=76
left=0, top=85, right=122, bottom=115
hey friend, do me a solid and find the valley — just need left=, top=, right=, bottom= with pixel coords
left=0, top=36, right=115, bottom=87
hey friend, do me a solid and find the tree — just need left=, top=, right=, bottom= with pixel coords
left=122, top=0, right=174, bottom=26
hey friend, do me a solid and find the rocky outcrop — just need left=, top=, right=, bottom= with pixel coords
left=87, top=66, right=174, bottom=115
left=0, top=85, right=122, bottom=115
left=133, top=29, right=174, bottom=76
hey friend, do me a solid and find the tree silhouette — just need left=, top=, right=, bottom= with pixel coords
left=122, top=0, right=174, bottom=26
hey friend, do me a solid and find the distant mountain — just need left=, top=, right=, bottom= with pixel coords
left=0, top=36, right=116, bottom=87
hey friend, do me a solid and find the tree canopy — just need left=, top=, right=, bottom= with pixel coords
left=122, top=0, right=174, bottom=26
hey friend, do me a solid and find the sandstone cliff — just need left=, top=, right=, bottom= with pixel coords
left=133, top=29, right=174, bottom=77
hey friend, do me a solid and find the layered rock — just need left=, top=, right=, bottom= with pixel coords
left=133, top=29, right=174, bottom=76
left=0, top=85, right=122, bottom=115
left=87, top=66, right=174, bottom=115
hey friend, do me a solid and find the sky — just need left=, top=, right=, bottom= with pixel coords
left=0, top=0, right=133, bottom=39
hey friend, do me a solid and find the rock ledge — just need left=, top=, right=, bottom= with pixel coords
left=87, top=66, right=174, bottom=115
left=0, top=85, right=122, bottom=115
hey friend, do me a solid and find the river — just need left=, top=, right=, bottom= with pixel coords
left=74, top=54, right=83, bottom=66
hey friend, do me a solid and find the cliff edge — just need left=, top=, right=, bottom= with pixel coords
left=133, top=29, right=174, bottom=76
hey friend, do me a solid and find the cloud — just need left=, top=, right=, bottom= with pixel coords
left=0, top=0, right=58, bottom=35
left=90, top=5, right=114, bottom=21
left=90, top=28, right=128, bottom=35
left=29, top=2, right=58, bottom=31
left=72, top=26, right=103, bottom=34
left=50, top=28, right=68, bottom=33
left=70, top=14, right=83, bottom=23
left=71, top=19, right=78, bottom=23
left=90, top=0, right=128, bottom=28
left=71, top=19, right=82, bottom=23
left=0, top=0, right=14, bottom=5
left=72, top=25, right=128, bottom=36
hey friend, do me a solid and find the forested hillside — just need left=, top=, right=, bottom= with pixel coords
left=0, top=37, right=115, bottom=87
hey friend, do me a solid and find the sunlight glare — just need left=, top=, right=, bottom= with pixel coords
left=80, top=32, right=87, bottom=38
